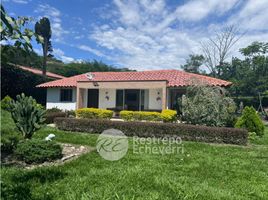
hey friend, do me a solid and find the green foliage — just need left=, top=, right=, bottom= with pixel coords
left=0, top=5, right=42, bottom=59
left=161, top=109, right=177, bottom=122
left=46, top=60, right=134, bottom=77
left=45, top=112, right=66, bottom=124
left=233, top=96, right=268, bottom=110
left=182, top=85, right=236, bottom=127
left=120, top=110, right=162, bottom=121
left=239, top=41, right=268, bottom=57
left=46, top=107, right=62, bottom=113
left=1, top=64, right=51, bottom=105
left=120, top=110, right=177, bottom=122
left=9, top=93, right=46, bottom=139
left=45, top=108, right=66, bottom=123
left=119, top=111, right=134, bottom=121
left=181, top=54, right=205, bottom=74
left=1, top=95, right=13, bottom=111
left=1, top=45, right=43, bottom=68
left=133, top=111, right=162, bottom=121
left=15, top=139, right=62, bottom=164
left=0, top=130, right=22, bottom=153
left=76, top=108, right=113, bottom=119
left=55, top=117, right=248, bottom=145
left=235, top=106, right=265, bottom=136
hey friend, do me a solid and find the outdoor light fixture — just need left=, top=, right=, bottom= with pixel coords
left=105, top=91, right=109, bottom=100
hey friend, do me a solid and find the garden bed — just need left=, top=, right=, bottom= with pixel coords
left=1, top=143, right=94, bottom=169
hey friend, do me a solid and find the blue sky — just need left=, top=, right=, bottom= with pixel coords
left=3, top=0, right=268, bottom=70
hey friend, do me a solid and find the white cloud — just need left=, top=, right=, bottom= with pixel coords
left=88, top=0, right=267, bottom=70
left=53, top=48, right=75, bottom=63
left=228, top=0, right=268, bottom=31
left=174, top=0, right=240, bottom=22
left=77, top=45, right=110, bottom=58
left=3, top=0, right=30, bottom=4
left=12, top=0, right=29, bottom=4
left=35, top=4, right=69, bottom=42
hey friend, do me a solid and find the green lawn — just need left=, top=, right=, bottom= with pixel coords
left=1, top=109, right=268, bottom=200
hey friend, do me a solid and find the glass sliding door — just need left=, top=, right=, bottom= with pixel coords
left=116, top=89, right=124, bottom=109
left=140, top=89, right=149, bottom=110
left=124, top=89, right=140, bottom=111
left=116, top=89, right=149, bottom=111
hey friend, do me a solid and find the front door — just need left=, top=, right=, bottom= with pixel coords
left=124, top=89, right=140, bottom=111
left=87, top=89, right=99, bottom=108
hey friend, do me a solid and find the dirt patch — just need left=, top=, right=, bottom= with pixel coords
left=1, top=143, right=95, bottom=169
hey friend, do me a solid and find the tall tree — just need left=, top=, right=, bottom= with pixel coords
left=35, top=17, right=53, bottom=76
left=200, top=25, right=242, bottom=77
left=181, top=54, right=205, bottom=74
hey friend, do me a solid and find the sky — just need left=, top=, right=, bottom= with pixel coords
left=3, top=0, right=268, bottom=70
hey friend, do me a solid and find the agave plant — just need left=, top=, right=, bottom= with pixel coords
left=10, top=93, right=46, bottom=139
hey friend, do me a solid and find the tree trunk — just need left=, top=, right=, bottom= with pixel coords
left=42, top=40, right=47, bottom=76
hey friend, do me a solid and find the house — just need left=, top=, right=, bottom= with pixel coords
left=15, top=65, right=66, bottom=79
left=36, top=69, right=231, bottom=111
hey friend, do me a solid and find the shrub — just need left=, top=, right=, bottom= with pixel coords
left=45, top=112, right=66, bottom=124
left=1, top=95, right=12, bottom=111
left=15, top=139, right=62, bottom=164
left=55, top=118, right=248, bottom=145
left=65, top=110, right=76, bottom=117
left=120, top=110, right=162, bottom=121
left=161, top=110, right=177, bottom=122
left=119, top=111, right=134, bottom=121
left=76, top=108, right=113, bottom=119
left=235, top=106, right=265, bottom=136
left=46, top=107, right=62, bottom=113
left=134, top=111, right=162, bottom=121
left=45, top=108, right=67, bottom=124
left=9, top=93, right=46, bottom=139
left=182, top=85, right=236, bottom=127
left=0, top=130, right=22, bottom=153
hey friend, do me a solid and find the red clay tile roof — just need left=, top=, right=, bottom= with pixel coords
left=17, top=65, right=66, bottom=79
left=36, top=69, right=232, bottom=88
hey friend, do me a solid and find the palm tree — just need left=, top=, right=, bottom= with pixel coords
left=35, top=17, right=53, bottom=76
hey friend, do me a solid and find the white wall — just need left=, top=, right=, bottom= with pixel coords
left=148, top=88, right=162, bottom=110
left=46, top=87, right=163, bottom=111
left=98, top=89, right=116, bottom=109
left=46, top=88, right=76, bottom=110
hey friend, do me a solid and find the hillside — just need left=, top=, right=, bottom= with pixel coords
left=1, top=45, right=134, bottom=77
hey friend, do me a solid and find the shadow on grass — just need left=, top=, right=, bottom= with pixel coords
left=1, top=167, right=66, bottom=200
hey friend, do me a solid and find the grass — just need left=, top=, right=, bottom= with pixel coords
left=1, top=109, right=268, bottom=200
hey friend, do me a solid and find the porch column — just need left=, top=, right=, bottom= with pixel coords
left=162, top=87, right=166, bottom=110
left=76, top=88, right=83, bottom=109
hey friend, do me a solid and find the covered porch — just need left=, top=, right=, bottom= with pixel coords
left=76, top=81, right=186, bottom=112
left=76, top=81, right=167, bottom=111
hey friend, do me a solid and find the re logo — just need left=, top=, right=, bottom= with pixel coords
left=96, top=129, right=128, bottom=161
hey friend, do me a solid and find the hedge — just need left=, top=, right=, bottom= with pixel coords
left=76, top=108, right=113, bottom=119
left=54, top=118, right=248, bottom=145
left=45, top=112, right=67, bottom=124
left=120, top=109, right=177, bottom=122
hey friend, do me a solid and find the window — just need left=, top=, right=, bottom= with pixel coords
left=60, top=89, right=73, bottom=102
left=116, top=90, right=124, bottom=107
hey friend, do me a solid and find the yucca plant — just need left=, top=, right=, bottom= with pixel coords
left=10, top=93, right=46, bottom=139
